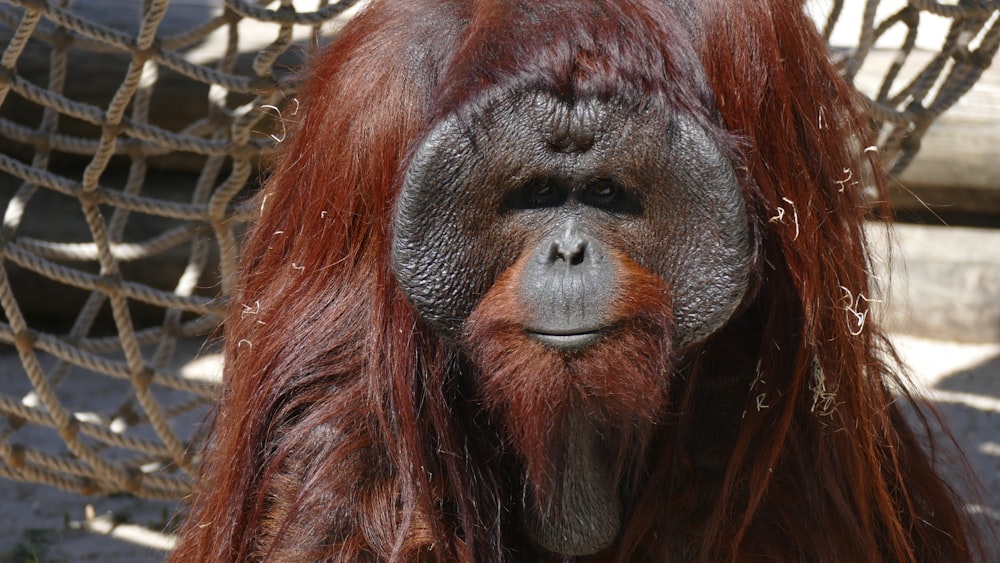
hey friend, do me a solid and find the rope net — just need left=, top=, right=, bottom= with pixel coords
left=0, top=0, right=996, bottom=501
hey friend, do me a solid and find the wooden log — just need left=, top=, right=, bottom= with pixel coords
left=871, top=222, right=1000, bottom=343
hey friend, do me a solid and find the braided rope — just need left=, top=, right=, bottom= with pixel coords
left=824, top=0, right=1000, bottom=174
left=0, top=0, right=362, bottom=499
left=0, top=0, right=996, bottom=503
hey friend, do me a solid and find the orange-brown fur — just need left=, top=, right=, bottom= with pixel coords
left=171, top=1, right=982, bottom=561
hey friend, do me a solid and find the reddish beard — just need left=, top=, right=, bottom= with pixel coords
left=463, top=254, right=674, bottom=515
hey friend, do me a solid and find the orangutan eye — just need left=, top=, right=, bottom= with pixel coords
left=514, top=178, right=564, bottom=208
left=584, top=179, right=619, bottom=204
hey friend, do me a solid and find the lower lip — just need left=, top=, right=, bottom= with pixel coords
left=526, top=330, right=603, bottom=350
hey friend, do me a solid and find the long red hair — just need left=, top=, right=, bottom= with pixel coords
left=171, top=1, right=982, bottom=561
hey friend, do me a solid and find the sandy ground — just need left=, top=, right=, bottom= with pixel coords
left=0, top=334, right=998, bottom=562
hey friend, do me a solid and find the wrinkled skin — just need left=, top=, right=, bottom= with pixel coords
left=392, top=87, right=751, bottom=555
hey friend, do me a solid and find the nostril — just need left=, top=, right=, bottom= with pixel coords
left=549, top=239, right=588, bottom=266
left=569, top=241, right=587, bottom=266
left=547, top=242, right=562, bottom=264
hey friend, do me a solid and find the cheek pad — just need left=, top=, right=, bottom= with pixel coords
left=392, top=116, right=512, bottom=338
left=628, top=120, right=752, bottom=345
